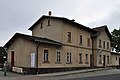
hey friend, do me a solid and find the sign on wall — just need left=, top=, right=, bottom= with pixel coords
left=31, top=53, right=35, bottom=67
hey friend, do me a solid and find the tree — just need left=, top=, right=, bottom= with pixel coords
left=111, top=28, right=120, bottom=52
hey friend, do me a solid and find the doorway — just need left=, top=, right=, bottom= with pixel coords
left=11, top=51, right=15, bottom=67
left=119, top=58, right=120, bottom=65
left=103, top=55, right=106, bottom=67
left=90, top=54, right=93, bottom=67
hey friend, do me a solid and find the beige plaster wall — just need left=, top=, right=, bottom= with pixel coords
left=32, top=18, right=63, bottom=42
left=111, top=54, right=120, bottom=66
left=7, top=37, right=36, bottom=68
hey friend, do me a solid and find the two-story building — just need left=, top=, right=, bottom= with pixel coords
left=4, top=13, right=112, bottom=74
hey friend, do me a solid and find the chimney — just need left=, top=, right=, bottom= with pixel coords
left=48, top=11, right=52, bottom=16
left=71, top=19, right=75, bottom=22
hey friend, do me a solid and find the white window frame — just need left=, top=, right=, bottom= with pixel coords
left=56, top=50, right=61, bottom=63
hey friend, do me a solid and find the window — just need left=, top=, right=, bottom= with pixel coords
left=99, top=39, right=102, bottom=48
left=66, top=52, right=72, bottom=63
left=40, top=22, right=43, bottom=29
left=85, top=54, right=88, bottom=64
left=116, top=57, right=117, bottom=60
left=67, top=32, right=71, bottom=42
left=107, top=56, right=109, bottom=64
left=47, top=20, right=51, bottom=26
left=56, top=50, right=61, bottom=63
left=107, top=42, right=109, bottom=49
left=44, top=49, right=49, bottom=62
left=87, top=38, right=90, bottom=47
left=103, top=41, right=105, bottom=49
left=79, top=53, right=82, bottom=63
left=99, top=55, right=102, bottom=64
left=80, top=35, right=82, bottom=45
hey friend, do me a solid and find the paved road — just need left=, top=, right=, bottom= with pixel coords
left=66, top=74, right=120, bottom=80
left=38, top=69, right=120, bottom=80
left=0, top=69, right=120, bottom=80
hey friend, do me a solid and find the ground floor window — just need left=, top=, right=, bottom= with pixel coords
left=79, top=53, right=82, bottom=63
left=66, top=52, right=72, bottom=63
left=99, top=55, right=102, bottom=64
left=44, top=49, right=49, bottom=62
left=107, top=56, right=109, bottom=64
left=56, top=50, right=61, bottom=63
left=85, top=54, right=88, bottom=64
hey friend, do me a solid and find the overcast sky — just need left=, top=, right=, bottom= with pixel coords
left=0, top=0, right=120, bottom=46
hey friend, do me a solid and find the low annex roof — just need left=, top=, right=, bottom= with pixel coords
left=4, top=33, right=62, bottom=48
left=28, top=15, right=93, bottom=32
left=111, top=52, right=120, bottom=55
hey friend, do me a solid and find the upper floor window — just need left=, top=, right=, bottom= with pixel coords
left=87, top=38, right=90, bottom=47
left=44, top=49, right=49, bottom=62
left=56, top=50, right=61, bottom=63
left=47, top=20, right=51, bottom=26
left=67, top=32, right=71, bottom=42
left=79, top=35, right=82, bottom=45
left=107, top=42, right=109, bottom=49
left=79, top=53, right=82, bottom=63
left=99, top=39, right=102, bottom=48
left=66, top=52, right=72, bottom=63
left=103, top=41, right=105, bottom=49
left=40, top=22, right=43, bottom=29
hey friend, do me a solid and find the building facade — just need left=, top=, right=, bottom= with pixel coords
left=4, top=14, right=113, bottom=74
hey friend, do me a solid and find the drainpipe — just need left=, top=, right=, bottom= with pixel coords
left=91, top=37, right=94, bottom=68
left=35, top=42, right=40, bottom=74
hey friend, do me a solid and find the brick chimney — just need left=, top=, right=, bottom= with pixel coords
left=48, top=11, right=52, bottom=16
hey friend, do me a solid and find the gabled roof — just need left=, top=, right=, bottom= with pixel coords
left=28, top=15, right=93, bottom=32
left=92, top=25, right=112, bottom=41
left=4, top=33, right=62, bottom=48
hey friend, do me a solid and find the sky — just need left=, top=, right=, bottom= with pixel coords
left=0, top=0, right=120, bottom=46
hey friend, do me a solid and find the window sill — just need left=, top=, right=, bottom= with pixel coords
left=55, top=62, right=61, bottom=64
left=42, top=61, right=50, bottom=63
left=66, top=62, right=72, bottom=64
left=47, top=25, right=51, bottom=27
left=85, top=62, right=89, bottom=64
left=67, top=41, right=72, bottom=43
left=79, top=44, right=83, bottom=46
left=79, top=62, right=83, bottom=64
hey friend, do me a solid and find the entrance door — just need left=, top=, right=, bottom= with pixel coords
left=11, top=51, right=15, bottom=67
left=90, top=54, right=93, bottom=67
left=119, top=58, right=120, bottom=65
left=103, top=55, right=106, bottom=67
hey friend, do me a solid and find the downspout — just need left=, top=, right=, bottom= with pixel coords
left=36, top=42, right=40, bottom=74
left=91, top=35, right=94, bottom=68
left=91, top=37, right=94, bottom=67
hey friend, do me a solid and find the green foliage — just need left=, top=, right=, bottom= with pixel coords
left=111, top=28, right=120, bottom=52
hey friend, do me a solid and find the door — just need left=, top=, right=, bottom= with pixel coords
left=11, top=51, right=15, bottom=67
left=119, top=58, right=120, bottom=65
left=103, top=55, right=106, bottom=67
left=90, top=54, right=93, bottom=67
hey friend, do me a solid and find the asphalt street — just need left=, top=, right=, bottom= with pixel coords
left=66, top=74, right=120, bottom=80
left=0, top=68, right=120, bottom=80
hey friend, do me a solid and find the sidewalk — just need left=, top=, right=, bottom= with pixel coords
left=37, top=67, right=115, bottom=77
